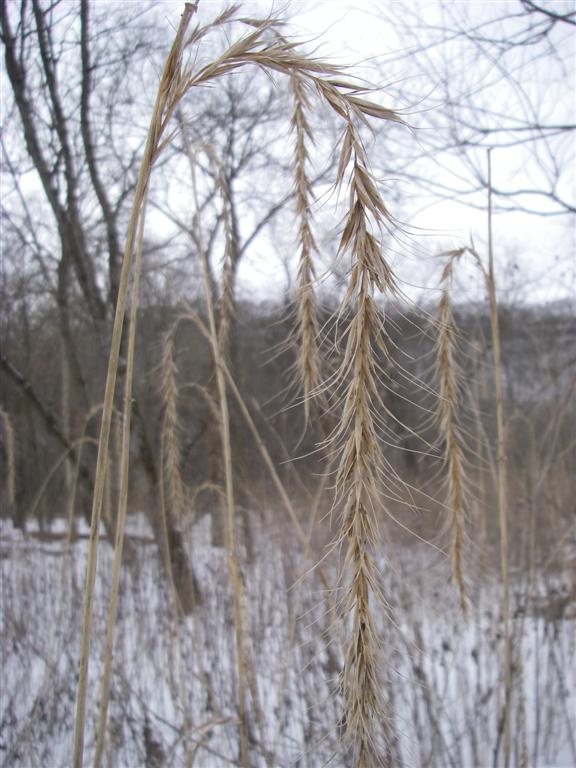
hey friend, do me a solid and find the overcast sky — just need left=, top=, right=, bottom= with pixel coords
left=199, top=0, right=576, bottom=307
left=5, top=0, right=574, bottom=308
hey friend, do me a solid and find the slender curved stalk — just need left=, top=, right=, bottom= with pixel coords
left=72, top=7, right=197, bottom=766
left=199, top=229, right=250, bottom=768
left=183, top=306, right=335, bottom=595
left=92, top=191, right=147, bottom=768
left=180, top=121, right=250, bottom=768
left=486, top=149, right=511, bottom=768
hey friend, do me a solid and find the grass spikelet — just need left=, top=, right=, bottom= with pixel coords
left=327, top=96, right=403, bottom=767
left=435, top=254, right=469, bottom=616
left=334, top=295, right=389, bottom=767
left=161, top=321, right=185, bottom=521
left=290, top=74, right=321, bottom=426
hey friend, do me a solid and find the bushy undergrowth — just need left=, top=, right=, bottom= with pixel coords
left=1, top=512, right=574, bottom=767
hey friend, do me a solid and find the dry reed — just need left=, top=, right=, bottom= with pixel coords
left=215, top=164, right=236, bottom=355
left=93, top=188, right=148, bottom=768
left=454, top=150, right=511, bottom=765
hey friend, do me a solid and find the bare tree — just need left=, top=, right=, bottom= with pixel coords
left=1, top=0, right=205, bottom=609
left=0, top=0, right=332, bottom=595
left=369, top=0, right=575, bottom=219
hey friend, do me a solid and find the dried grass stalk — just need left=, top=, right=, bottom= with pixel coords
left=216, top=167, right=235, bottom=355
left=455, top=169, right=511, bottom=761
left=200, top=254, right=250, bottom=768
left=485, top=148, right=511, bottom=767
left=180, top=116, right=251, bottom=767
left=61, top=339, right=72, bottom=498
left=92, top=189, right=148, bottom=768
left=72, top=5, right=198, bottom=766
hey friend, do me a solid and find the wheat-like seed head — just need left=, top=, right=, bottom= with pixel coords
left=160, top=322, right=185, bottom=522
left=435, top=253, right=469, bottom=615
left=290, top=74, right=321, bottom=426
left=324, top=91, right=403, bottom=767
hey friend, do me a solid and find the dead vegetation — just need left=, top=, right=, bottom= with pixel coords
left=0, top=3, right=575, bottom=768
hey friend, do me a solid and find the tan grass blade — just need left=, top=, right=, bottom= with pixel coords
left=183, top=305, right=334, bottom=593
left=465, top=150, right=512, bottom=765
left=215, top=165, right=236, bottom=355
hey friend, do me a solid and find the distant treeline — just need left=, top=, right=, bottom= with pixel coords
left=1, top=298, right=574, bottom=530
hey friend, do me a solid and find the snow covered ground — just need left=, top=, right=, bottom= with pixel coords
left=1, top=512, right=574, bottom=767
